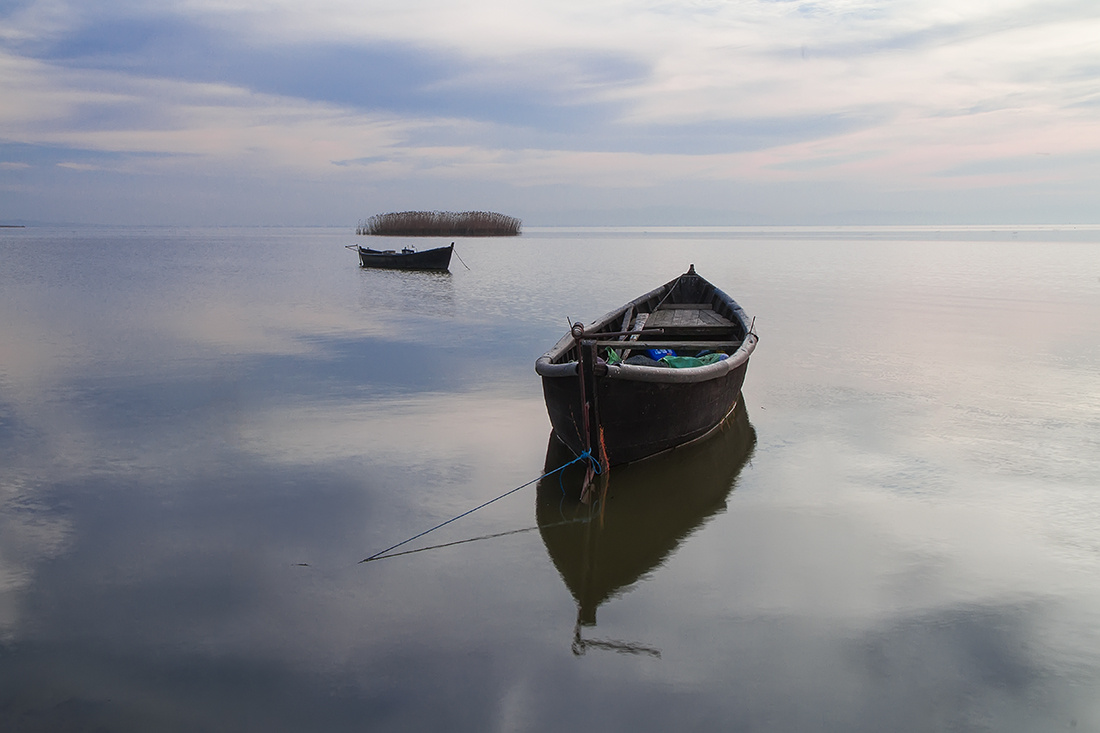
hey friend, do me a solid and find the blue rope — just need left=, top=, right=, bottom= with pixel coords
left=559, top=444, right=602, bottom=494
left=359, top=449, right=602, bottom=563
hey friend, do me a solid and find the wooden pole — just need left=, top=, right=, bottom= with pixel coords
left=572, top=323, right=612, bottom=501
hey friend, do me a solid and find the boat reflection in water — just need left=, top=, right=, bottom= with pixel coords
left=536, top=399, right=756, bottom=655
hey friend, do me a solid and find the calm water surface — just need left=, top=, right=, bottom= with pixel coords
left=1, top=225, right=1099, bottom=731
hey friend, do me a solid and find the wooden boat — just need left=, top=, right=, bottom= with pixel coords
left=537, top=400, right=755, bottom=635
left=347, top=242, right=453, bottom=270
left=535, top=265, right=757, bottom=466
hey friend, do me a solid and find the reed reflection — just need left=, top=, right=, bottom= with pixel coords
left=537, top=399, right=756, bottom=654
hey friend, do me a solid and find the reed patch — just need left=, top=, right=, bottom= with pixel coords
left=357, top=211, right=521, bottom=237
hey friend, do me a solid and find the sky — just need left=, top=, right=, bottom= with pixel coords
left=1, top=0, right=1099, bottom=226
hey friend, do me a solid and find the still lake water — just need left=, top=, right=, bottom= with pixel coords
left=1, top=225, right=1099, bottom=731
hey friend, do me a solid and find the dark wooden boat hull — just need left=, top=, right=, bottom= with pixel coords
left=535, top=266, right=757, bottom=466
left=356, top=243, right=453, bottom=270
left=541, top=358, right=749, bottom=465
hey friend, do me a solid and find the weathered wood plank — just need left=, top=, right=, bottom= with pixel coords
left=619, top=305, right=634, bottom=333
left=593, top=339, right=740, bottom=351
left=613, top=311, right=649, bottom=360
left=645, top=308, right=735, bottom=331
left=656, top=303, right=712, bottom=310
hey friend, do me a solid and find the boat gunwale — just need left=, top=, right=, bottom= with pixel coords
left=534, top=270, right=757, bottom=384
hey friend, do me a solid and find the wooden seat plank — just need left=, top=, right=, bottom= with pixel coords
left=594, top=339, right=741, bottom=351
left=644, top=307, right=735, bottom=335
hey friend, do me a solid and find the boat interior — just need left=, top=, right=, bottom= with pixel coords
left=556, top=271, right=748, bottom=367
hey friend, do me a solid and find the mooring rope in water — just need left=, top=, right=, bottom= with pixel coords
left=452, top=245, right=471, bottom=270
left=359, top=450, right=602, bottom=564
left=361, top=516, right=593, bottom=563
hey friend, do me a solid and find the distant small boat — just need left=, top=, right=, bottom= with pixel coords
left=535, top=265, right=757, bottom=466
left=347, top=242, right=453, bottom=270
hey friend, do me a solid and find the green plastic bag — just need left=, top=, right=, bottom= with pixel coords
left=659, top=353, right=727, bottom=369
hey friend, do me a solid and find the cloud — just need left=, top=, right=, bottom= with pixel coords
left=2, top=0, right=1100, bottom=223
